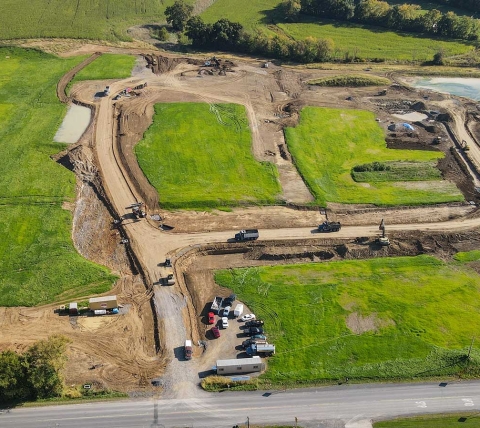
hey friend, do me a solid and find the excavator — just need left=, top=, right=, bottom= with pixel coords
left=376, top=218, right=390, bottom=246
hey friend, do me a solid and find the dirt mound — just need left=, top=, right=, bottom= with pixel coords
left=144, top=54, right=188, bottom=74
left=411, top=101, right=426, bottom=111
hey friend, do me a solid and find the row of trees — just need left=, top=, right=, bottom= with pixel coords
left=285, top=0, right=479, bottom=41
left=432, top=0, right=480, bottom=13
left=0, top=336, right=69, bottom=402
left=185, top=17, right=334, bottom=63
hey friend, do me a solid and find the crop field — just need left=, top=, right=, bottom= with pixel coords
left=278, top=20, right=474, bottom=61
left=0, top=0, right=183, bottom=41
left=284, top=107, right=463, bottom=206
left=215, top=255, right=480, bottom=386
left=375, top=413, right=480, bottom=427
left=135, top=103, right=281, bottom=209
left=0, top=48, right=116, bottom=306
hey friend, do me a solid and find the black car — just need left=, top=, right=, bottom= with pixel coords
left=242, top=338, right=267, bottom=349
left=245, top=320, right=264, bottom=327
left=223, top=293, right=237, bottom=307
left=245, top=327, right=264, bottom=336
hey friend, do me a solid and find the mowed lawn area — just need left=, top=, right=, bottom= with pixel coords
left=135, top=103, right=281, bottom=209
left=0, top=48, right=116, bottom=306
left=215, top=255, right=480, bottom=386
left=285, top=107, right=462, bottom=206
left=71, top=54, right=135, bottom=82
left=375, top=413, right=480, bottom=427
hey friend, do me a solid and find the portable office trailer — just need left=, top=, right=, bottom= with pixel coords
left=215, top=357, right=264, bottom=375
left=89, top=295, right=118, bottom=310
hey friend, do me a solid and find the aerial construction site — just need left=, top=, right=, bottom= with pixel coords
left=1, top=45, right=480, bottom=401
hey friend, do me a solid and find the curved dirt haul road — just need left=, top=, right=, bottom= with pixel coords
left=91, top=65, right=480, bottom=399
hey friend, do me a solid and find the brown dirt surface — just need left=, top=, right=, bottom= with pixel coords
left=346, top=312, right=395, bottom=335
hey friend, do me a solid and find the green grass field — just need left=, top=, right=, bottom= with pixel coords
left=0, top=0, right=188, bottom=41
left=284, top=107, right=462, bottom=206
left=351, top=161, right=442, bottom=182
left=215, top=255, right=480, bottom=385
left=71, top=54, right=135, bottom=82
left=278, top=20, right=474, bottom=61
left=454, top=250, right=480, bottom=263
left=135, top=103, right=281, bottom=209
left=375, top=413, right=480, bottom=427
left=0, top=47, right=116, bottom=306
left=308, top=75, right=391, bottom=87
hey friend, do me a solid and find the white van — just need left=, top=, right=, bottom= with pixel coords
left=234, top=303, right=244, bottom=317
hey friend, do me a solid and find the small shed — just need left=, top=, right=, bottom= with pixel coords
left=69, top=302, right=78, bottom=315
left=216, top=357, right=264, bottom=375
left=89, top=295, right=118, bottom=310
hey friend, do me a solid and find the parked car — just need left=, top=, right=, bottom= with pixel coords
left=251, top=334, right=267, bottom=340
left=222, top=306, right=231, bottom=318
left=208, top=312, right=215, bottom=324
left=245, top=327, right=263, bottom=336
left=241, top=314, right=256, bottom=322
left=184, top=340, right=192, bottom=360
left=224, top=293, right=237, bottom=307
left=211, top=326, right=220, bottom=338
left=222, top=317, right=229, bottom=328
left=242, top=338, right=267, bottom=349
left=245, top=320, right=264, bottom=327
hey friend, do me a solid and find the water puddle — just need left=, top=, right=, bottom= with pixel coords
left=54, top=104, right=91, bottom=144
left=410, top=77, right=480, bottom=101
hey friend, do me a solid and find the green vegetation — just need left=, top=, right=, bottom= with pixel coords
left=0, top=47, right=116, bottom=307
left=454, top=250, right=480, bottom=263
left=284, top=107, right=462, bottom=206
left=0, top=0, right=189, bottom=41
left=352, top=161, right=442, bottom=182
left=375, top=413, right=480, bottom=427
left=135, top=103, right=281, bottom=209
left=0, top=336, right=69, bottom=401
left=71, top=54, right=135, bottom=82
left=308, top=75, right=391, bottom=87
left=278, top=20, right=473, bottom=61
left=215, top=255, right=480, bottom=386
left=201, top=375, right=258, bottom=391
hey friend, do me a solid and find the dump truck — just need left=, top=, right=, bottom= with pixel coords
left=160, top=273, right=175, bottom=286
left=246, top=343, right=275, bottom=357
left=210, top=296, right=223, bottom=314
left=318, top=221, right=341, bottom=232
left=235, top=229, right=259, bottom=241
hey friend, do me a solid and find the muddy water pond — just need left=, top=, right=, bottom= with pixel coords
left=54, top=104, right=91, bottom=144
left=411, top=77, right=480, bottom=101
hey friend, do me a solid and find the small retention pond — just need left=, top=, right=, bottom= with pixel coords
left=411, top=77, right=480, bottom=101
left=54, top=104, right=91, bottom=144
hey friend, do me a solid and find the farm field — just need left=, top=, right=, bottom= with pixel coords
left=214, top=255, right=480, bottom=386
left=135, top=103, right=281, bottom=209
left=284, top=107, right=463, bottom=206
left=0, top=0, right=184, bottom=41
left=0, top=47, right=116, bottom=306
left=278, top=20, right=474, bottom=61
left=375, top=413, right=480, bottom=427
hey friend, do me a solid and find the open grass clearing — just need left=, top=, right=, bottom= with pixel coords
left=215, top=255, right=480, bottom=386
left=455, top=250, right=480, bottom=263
left=0, top=47, right=116, bottom=306
left=278, top=20, right=474, bottom=61
left=71, top=54, right=135, bottom=83
left=352, top=161, right=442, bottom=182
left=284, top=107, right=462, bottom=206
left=308, top=74, right=390, bottom=87
left=135, top=103, right=281, bottom=209
left=375, top=412, right=480, bottom=427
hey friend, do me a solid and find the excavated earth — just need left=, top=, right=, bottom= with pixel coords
left=1, top=46, right=480, bottom=398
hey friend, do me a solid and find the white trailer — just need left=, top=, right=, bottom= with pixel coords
left=233, top=303, right=244, bottom=317
left=216, top=356, right=264, bottom=375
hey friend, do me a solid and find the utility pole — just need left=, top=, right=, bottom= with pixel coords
left=247, top=416, right=250, bottom=428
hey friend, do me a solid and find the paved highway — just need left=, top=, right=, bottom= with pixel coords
left=2, top=381, right=480, bottom=427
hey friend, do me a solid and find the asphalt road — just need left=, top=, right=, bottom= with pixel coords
left=2, top=381, right=480, bottom=428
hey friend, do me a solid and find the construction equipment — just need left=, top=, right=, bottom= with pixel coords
left=235, top=229, right=259, bottom=241
left=318, top=221, right=341, bottom=232
left=131, top=202, right=146, bottom=218
left=160, top=273, right=175, bottom=286
left=462, top=140, right=470, bottom=151
left=376, top=218, right=390, bottom=246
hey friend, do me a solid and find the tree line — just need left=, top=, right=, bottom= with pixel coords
left=289, top=0, right=479, bottom=41
left=0, top=336, right=69, bottom=402
left=184, top=16, right=334, bottom=63
left=431, top=0, right=480, bottom=13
